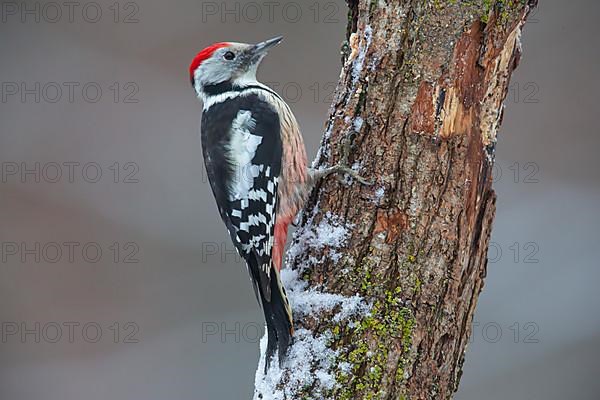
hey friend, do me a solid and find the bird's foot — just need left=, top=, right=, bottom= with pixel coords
left=310, top=164, right=373, bottom=186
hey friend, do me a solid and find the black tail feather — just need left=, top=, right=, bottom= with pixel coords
left=261, top=265, right=293, bottom=372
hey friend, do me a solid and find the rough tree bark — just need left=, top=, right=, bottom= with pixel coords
left=254, top=1, right=537, bottom=399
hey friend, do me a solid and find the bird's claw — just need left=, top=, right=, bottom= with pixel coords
left=331, top=164, right=373, bottom=186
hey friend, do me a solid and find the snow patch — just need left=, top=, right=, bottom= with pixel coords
left=352, top=25, right=373, bottom=85
left=353, top=116, right=364, bottom=132
left=253, top=329, right=338, bottom=400
left=281, top=268, right=369, bottom=322
left=253, top=211, right=371, bottom=399
left=287, top=210, right=353, bottom=264
left=253, top=279, right=370, bottom=400
left=374, top=186, right=385, bottom=203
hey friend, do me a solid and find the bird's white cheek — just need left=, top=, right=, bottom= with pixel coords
left=196, top=59, right=233, bottom=86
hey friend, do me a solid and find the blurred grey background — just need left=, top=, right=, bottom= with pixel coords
left=0, top=1, right=598, bottom=399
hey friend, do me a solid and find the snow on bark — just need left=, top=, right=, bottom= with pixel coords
left=253, top=210, right=370, bottom=400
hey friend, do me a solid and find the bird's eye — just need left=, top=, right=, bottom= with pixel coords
left=223, top=51, right=235, bottom=61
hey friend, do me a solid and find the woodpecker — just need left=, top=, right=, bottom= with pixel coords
left=190, top=36, right=369, bottom=369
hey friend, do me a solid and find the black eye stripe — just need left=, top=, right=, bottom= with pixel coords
left=223, top=51, right=235, bottom=60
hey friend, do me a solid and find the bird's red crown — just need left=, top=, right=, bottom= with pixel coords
left=189, top=42, right=231, bottom=83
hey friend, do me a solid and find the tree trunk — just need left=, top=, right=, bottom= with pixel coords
left=254, top=1, right=537, bottom=399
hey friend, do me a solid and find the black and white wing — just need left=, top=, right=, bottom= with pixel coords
left=200, top=94, right=282, bottom=301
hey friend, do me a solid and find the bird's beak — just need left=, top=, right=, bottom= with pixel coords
left=250, top=36, right=283, bottom=57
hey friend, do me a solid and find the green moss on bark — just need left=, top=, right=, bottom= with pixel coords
left=330, top=286, right=416, bottom=399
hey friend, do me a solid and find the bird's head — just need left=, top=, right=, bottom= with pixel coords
left=189, top=36, right=283, bottom=98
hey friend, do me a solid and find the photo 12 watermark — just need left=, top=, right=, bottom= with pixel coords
left=1, top=82, right=139, bottom=104
left=491, top=161, right=540, bottom=184
left=507, top=81, right=541, bottom=104
left=201, top=321, right=262, bottom=344
left=1, top=2, right=140, bottom=24
left=488, top=241, right=540, bottom=264
left=200, top=2, right=341, bottom=24
left=201, top=241, right=243, bottom=265
left=263, top=81, right=337, bottom=104
left=470, top=321, right=540, bottom=344
left=1, top=241, right=140, bottom=264
left=1, top=161, right=139, bottom=184
left=1, top=321, right=140, bottom=344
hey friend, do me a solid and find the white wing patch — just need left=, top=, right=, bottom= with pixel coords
left=222, top=109, right=279, bottom=281
left=227, top=110, right=263, bottom=201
